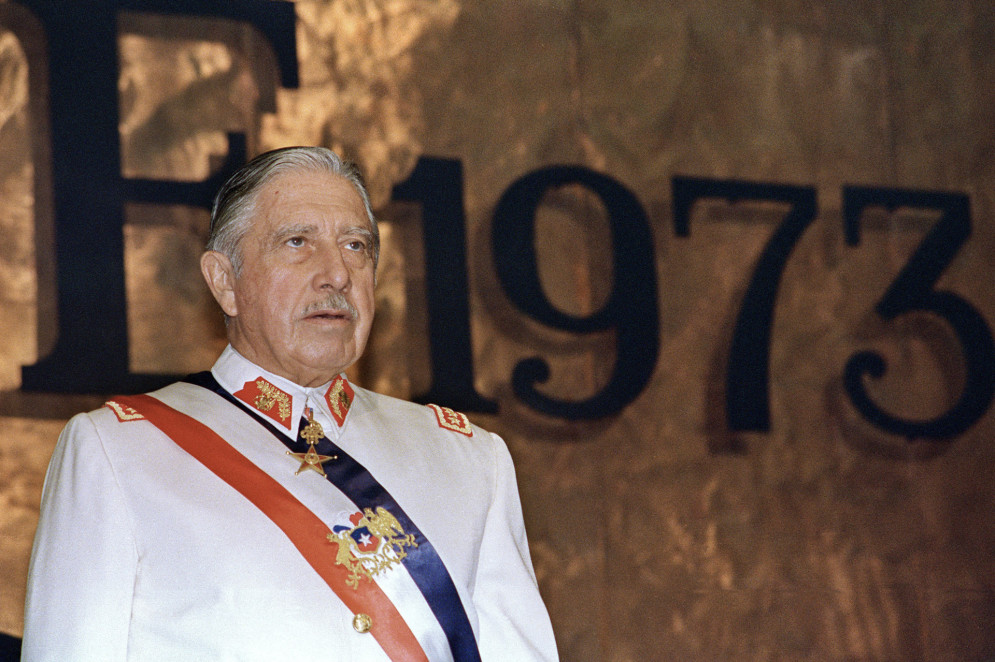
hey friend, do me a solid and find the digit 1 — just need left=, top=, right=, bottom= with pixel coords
left=492, top=166, right=660, bottom=420
left=391, top=157, right=498, bottom=413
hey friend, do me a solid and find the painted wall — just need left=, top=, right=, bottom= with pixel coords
left=1, top=1, right=993, bottom=660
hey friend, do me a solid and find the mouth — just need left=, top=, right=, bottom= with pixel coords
left=303, top=308, right=354, bottom=322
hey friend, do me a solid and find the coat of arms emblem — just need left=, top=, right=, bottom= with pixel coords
left=327, top=507, right=417, bottom=588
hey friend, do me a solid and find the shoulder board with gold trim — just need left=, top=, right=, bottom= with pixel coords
left=426, top=404, right=473, bottom=437
left=104, top=400, right=145, bottom=422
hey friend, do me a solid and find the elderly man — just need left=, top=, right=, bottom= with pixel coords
left=23, top=147, right=558, bottom=661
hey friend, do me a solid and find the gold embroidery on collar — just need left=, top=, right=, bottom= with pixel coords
left=254, top=379, right=291, bottom=422
left=328, top=378, right=349, bottom=420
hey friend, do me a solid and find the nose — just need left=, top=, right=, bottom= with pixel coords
left=313, top=244, right=351, bottom=291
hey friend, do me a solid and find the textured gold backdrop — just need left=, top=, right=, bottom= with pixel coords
left=2, top=2, right=995, bottom=660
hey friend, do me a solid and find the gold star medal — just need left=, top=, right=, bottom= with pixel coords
left=288, top=409, right=337, bottom=476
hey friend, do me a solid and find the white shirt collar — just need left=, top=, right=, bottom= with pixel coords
left=210, top=345, right=355, bottom=439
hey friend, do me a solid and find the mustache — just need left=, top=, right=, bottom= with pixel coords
left=302, top=292, right=359, bottom=319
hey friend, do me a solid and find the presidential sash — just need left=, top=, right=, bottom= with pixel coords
left=117, top=374, right=483, bottom=662
left=110, top=393, right=430, bottom=662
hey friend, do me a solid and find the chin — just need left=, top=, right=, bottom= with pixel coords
left=300, top=348, right=357, bottom=374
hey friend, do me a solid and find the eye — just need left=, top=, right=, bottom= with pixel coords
left=344, top=239, right=367, bottom=252
left=286, top=236, right=306, bottom=248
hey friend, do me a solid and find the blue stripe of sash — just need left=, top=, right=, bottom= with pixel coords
left=183, top=373, right=481, bottom=662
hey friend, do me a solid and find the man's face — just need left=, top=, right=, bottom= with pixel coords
left=203, top=170, right=376, bottom=387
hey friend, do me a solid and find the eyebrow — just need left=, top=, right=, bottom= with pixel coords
left=272, top=224, right=316, bottom=242
left=342, top=226, right=376, bottom=242
left=271, top=224, right=374, bottom=243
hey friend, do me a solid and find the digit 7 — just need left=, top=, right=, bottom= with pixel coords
left=672, top=176, right=818, bottom=433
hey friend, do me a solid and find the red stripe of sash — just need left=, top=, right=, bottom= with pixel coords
left=115, top=394, right=429, bottom=662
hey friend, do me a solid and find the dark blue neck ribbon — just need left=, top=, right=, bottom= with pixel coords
left=183, top=372, right=481, bottom=662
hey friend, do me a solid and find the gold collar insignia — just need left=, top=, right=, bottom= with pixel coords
left=234, top=377, right=293, bottom=429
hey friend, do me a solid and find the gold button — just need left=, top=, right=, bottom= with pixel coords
left=352, top=613, right=373, bottom=633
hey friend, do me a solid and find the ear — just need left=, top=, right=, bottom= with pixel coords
left=200, top=251, right=239, bottom=317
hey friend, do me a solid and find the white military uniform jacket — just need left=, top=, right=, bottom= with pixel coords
left=23, top=346, right=558, bottom=661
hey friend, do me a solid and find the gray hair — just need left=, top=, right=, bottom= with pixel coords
left=206, top=146, right=379, bottom=273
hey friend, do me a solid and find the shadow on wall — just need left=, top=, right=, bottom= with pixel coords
left=0, top=633, right=20, bottom=661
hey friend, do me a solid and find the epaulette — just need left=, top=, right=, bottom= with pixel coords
left=104, top=399, right=145, bottom=422
left=426, top=404, right=473, bottom=437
